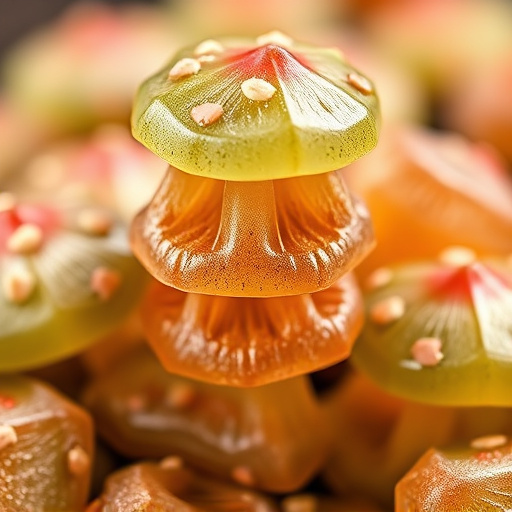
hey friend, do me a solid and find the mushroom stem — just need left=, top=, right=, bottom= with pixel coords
left=213, top=180, right=284, bottom=254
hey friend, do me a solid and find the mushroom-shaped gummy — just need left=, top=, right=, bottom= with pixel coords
left=345, top=127, right=512, bottom=276
left=84, top=347, right=331, bottom=492
left=132, top=34, right=379, bottom=181
left=281, top=495, right=383, bottom=512
left=322, top=371, right=512, bottom=506
left=132, top=167, right=373, bottom=297
left=0, top=375, right=93, bottom=511
left=352, top=253, right=512, bottom=406
left=88, top=461, right=278, bottom=512
left=131, top=33, right=378, bottom=297
left=396, top=436, right=512, bottom=512
left=141, top=273, right=363, bottom=386
left=0, top=194, right=147, bottom=371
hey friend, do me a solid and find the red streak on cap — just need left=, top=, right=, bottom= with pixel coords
left=427, top=263, right=511, bottom=303
left=224, top=44, right=312, bottom=82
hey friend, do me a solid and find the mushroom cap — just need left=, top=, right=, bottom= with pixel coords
left=132, top=34, right=380, bottom=181
left=131, top=166, right=374, bottom=297
left=0, top=197, right=147, bottom=372
left=0, top=375, right=93, bottom=511
left=396, top=438, right=512, bottom=512
left=352, top=255, right=512, bottom=406
left=140, top=273, right=363, bottom=386
left=89, top=461, right=277, bottom=512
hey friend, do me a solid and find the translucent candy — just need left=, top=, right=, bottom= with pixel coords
left=323, top=371, right=512, bottom=506
left=132, top=35, right=380, bottom=181
left=396, top=437, right=512, bottom=511
left=131, top=166, right=374, bottom=297
left=88, top=461, right=278, bottom=512
left=84, top=347, right=330, bottom=492
left=0, top=375, right=93, bottom=511
left=281, top=494, right=382, bottom=512
left=346, top=127, right=512, bottom=276
left=352, top=256, right=512, bottom=406
left=0, top=197, right=147, bottom=371
left=141, top=273, right=362, bottom=386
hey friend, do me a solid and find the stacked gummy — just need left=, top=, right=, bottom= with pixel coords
left=129, top=31, right=380, bottom=388
left=86, top=31, right=381, bottom=502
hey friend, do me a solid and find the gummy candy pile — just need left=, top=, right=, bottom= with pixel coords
left=1, top=1, right=512, bottom=511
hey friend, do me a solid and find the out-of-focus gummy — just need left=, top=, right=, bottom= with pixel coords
left=0, top=375, right=93, bottom=511
left=89, top=461, right=278, bottom=512
left=84, top=347, right=330, bottom=492
left=352, top=257, right=512, bottom=406
left=0, top=199, right=147, bottom=371
left=346, top=127, right=512, bottom=277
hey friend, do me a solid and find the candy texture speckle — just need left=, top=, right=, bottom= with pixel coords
left=132, top=36, right=379, bottom=181
left=131, top=166, right=374, bottom=297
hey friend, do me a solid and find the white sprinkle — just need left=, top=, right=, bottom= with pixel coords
left=126, top=393, right=147, bottom=413
left=439, top=246, right=476, bottom=267
left=0, top=192, right=17, bottom=213
left=0, top=424, right=17, bottom=451
left=347, top=72, right=373, bottom=95
left=197, top=54, right=217, bottom=64
left=232, top=466, right=255, bottom=486
left=67, top=445, right=90, bottom=476
left=160, top=456, right=184, bottom=470
left=2, top=265, right=36, bottom=303
left=77, top=208, right=112, bottom=236
left=470, top=434, right=508, bottom=451
left=191, top=103, right=224, bottom=127
left=365, top=267, right=393, bottom=290
left=165, top=383, right=196, bottom=409
left=168, top=58, right=201, bottom=81
left=7, top=224, right=44, bottom=254
left=411, top=337, right=444, bottom=367
left=241, top=78, right=276, bottom=101
left=194, top=39, right=224, bottom=57
left=282, top=495, right=318, bottom=512
left=90, top=267, right=122, bottom=301
left=370, top=296, right=405, bottom=325
left=256, top=30, right=293, bottom=49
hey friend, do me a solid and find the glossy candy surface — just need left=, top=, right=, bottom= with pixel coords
left=142, top=273, right=362, bottom=386
left=346, top=127, right=512, bottom=276
left=89, top=461, right=278, bottom=512
left=132, top=166, right=373, bottom=297
left=84, top=347, right=330, bottom=492
left=132, top=34, right=380, bottom=181
left=0, top=196, right=147, bottom=371
left=323, top=371, right=512, bottom=506
left=0, top=375, right=93, bottom=511
left=352, top=255, right=512, bottom=406
left=396, top=436, right=512, bottom=511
